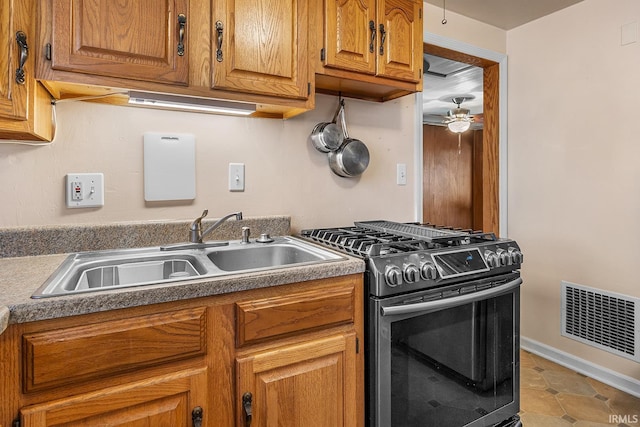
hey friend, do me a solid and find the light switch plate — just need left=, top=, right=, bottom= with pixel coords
left=65, top=173, right=104, bottom=208
left=229, top=163, right=245, bottom=191
left=396, top=163, right=407, bottom=185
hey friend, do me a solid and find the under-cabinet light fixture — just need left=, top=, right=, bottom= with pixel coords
left=128, top=91, right=256, bottom=116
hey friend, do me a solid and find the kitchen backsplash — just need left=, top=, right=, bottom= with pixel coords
left=0, top=216, right=289, bottom=258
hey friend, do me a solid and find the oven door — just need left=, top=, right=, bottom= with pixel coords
left=369, top=273, right=521, bottom=427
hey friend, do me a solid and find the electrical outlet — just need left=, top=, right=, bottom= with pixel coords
left=66, top=173, right=104, bottom=208
left=229, top=163, right=245, bottom=192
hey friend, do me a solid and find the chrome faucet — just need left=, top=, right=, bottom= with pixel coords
left=190, top=210, right=243, bottom=243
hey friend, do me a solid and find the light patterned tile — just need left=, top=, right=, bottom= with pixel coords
left=556, top=393, right=613, bottom=424
left=519, top=412, right=574, bottom=427
left=521, top=367, right=548, bottom=390
left=520, top=388, right=566, bottom=416
left=541, top=370, right=598, bottom=396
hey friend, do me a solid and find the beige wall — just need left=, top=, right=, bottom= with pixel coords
left=0, top=94, right=416, bottom=231
left=424, top=2, right=506, bottom=53
left=508, top=0, right=640, bottom=379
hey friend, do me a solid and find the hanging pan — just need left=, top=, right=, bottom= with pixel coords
left=328, top=100, right=370, bottom=178
left=309, top=100, right=344, bottom=153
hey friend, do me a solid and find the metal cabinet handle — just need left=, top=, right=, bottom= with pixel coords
left=378, top=23, right=386, bottom=56
left=191, top=406, right=203, bottom=427
left=15, top=31, right=28, bottom=85
left=215, top=21, right=224, bottom=62
left=368, top=21, right=376, bottom=53
left=242, top=392, right=253, bottom=426
left=177, top=14, right=186, bottom=56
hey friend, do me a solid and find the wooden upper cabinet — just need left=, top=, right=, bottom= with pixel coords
left=50, top=0, right=189, bottom=85
left=0, top=0, right=52, bottom=141
left=212, top=0, right=310, bottom=100
left=324, top=0, right=377, bottom=75
left=376, top=0, right=422, bottom=83
left=324, top=0, right=421, bottom=83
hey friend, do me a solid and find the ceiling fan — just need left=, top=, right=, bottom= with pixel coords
left=422, top=95, right=483, bottom=132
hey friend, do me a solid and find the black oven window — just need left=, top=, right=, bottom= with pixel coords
left=390, top=293, right=515, bottom=427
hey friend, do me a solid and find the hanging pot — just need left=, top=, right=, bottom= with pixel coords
left=309, top=101, right=344, bottom=153
left=328, top=101, right=370, bottom=178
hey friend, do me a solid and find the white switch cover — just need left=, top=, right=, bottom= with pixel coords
left=229, top=163, right=245, bottom=191
left=396, top=163, right=407, bottom=185
left=66, top=173, right=104, bottom=208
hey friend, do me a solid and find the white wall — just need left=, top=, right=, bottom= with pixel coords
left=508, top=0, right=640, bottom=379
left=0, top=94, right=416, bottom=231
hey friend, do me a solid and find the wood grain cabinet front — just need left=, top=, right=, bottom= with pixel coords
left=236, top=333, right=358, bottom=427
left=46, top=0, right=190, bottom=86
left=34, top=0, right=313, bottom=119
left=315, top=0, right=423, bottom=101
left=0, top=0, right=52, bottom=141
left=19, top=367, right=208, bottom=427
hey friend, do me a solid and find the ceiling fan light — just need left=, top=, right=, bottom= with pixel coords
left=447, top=120, right=471, bottom=133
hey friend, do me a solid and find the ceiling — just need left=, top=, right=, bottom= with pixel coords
left=422, top=0, right=584, bottom=128
left=423, top=0, right=584, bottom=30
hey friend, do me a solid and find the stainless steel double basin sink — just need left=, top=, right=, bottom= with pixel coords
left=32, top=237, right=344, bottom=298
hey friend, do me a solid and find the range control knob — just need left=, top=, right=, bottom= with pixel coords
left=420, top=262, right=438, bottom=280
left=484, top=250, right=500, bottom=268
left=496, top=249, right=512, bottom=266
left=403, top=264, right=420, bottom=283
left=385, top=265, right=403, bottom=287
left=508, top=247, right=524, bottom=264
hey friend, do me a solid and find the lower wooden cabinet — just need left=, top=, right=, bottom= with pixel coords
left=0, top=274, right=363, bottom=427
left=236, top=333, right=357, bottom=427
left=19, top=367, right=208, bottom=427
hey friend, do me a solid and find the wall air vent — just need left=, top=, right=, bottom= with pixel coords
left=561, top=281, right=639, bottom=362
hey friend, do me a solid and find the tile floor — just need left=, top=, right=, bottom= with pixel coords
left=520, top=350, right=640, bottom=426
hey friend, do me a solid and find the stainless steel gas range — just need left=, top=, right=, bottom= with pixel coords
left=301, top=221, right=524, bottom=427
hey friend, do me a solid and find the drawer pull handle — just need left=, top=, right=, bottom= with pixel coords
left=216, top=21, right=224, bottom=62
left=177, top=14, right=186, bottom=56
left=243, top=392, right=253, bottom=426
left=368, top=21, right=376, bottom=53
left=379, top=23, right=386, bottom=56
left=15, top=31, right=28, bottom=85
left=192, top=406, right=203, bottom=427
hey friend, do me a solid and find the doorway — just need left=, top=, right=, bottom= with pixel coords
left=421, top=43, right=501, bottom=235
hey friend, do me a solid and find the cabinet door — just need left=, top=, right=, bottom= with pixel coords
left=50, top=0, right=189, bottom=85
left=323, top=0, right=377, bottom=75
left=236, top=333, right=357, bottom=427
left=0, top=0, right=52, bottom=141
left=20, top=368, right=207, bottom=427
left=376, top=0, right=422, bottom=83
left=0, top=0, right=27, bottom=121
left=212, top=0, right=310, bottom=99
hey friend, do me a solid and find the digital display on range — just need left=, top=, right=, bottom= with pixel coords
left=433, top=248, right=489, bottom=278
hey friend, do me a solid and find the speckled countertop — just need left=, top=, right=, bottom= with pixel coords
left=0, top=217, right=365, bottom=334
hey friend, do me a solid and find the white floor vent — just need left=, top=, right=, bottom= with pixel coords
left=561, top=281, right=639, bottom=363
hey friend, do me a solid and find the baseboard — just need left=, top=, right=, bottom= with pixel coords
left=520, top=336, right=640, bottom=398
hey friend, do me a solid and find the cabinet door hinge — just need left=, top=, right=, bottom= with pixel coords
left=307, top=82, right=311, bottom=96
left=419, top=8, right=422, bottom=19
left=45, top=43, right=52, bottom=61
left=320, top=48, right=325, bottom=61
left=13, top=417, right=21, bottom=427
left=356, top=337, right=360, bottom=353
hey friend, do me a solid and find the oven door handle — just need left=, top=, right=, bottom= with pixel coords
left=380, top=277, right=522, bottom=317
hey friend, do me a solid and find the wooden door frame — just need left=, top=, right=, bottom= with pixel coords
left=415, top=33, right=508, bottom=236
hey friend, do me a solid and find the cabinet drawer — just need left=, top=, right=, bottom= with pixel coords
left=236, top=280, right=355, bottom=346
left=22, top=307, right=207, bottom=393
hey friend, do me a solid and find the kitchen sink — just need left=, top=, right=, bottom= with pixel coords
left=206, top=243, right=342, bottom=272
left=32, top=237, right=344, bottom=298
